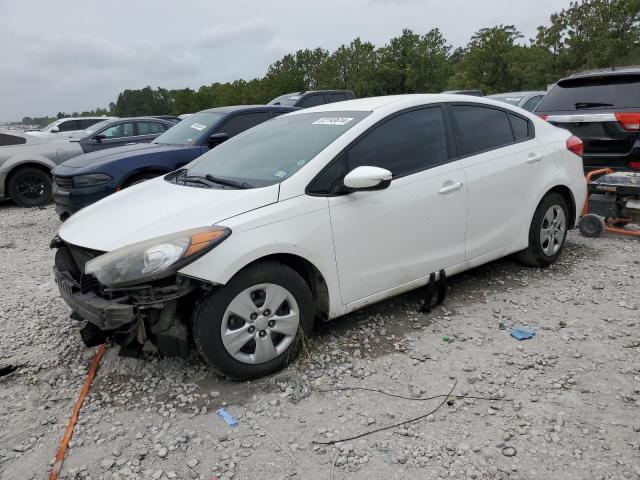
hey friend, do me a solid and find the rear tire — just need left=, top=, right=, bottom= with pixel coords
left=517, top=192, right=569, bottom=267
left=578, top=214, right=604, bottom=238
left=7, top=167, right=52, bottom=207
left=191, top=261, right=314, bottom=379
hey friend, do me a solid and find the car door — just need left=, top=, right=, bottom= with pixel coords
left=136, top=121, right=168, bottom=144
left=449, top=103, right=544, bottom=260
left=325, top=106, right=467, bottom=306
left=91, top=122, right=136, bottom=151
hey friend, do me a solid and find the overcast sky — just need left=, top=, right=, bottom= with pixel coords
left=0, top=0, right=573, bottom=121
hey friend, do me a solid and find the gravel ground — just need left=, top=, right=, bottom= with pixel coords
left=0, top=202, right=639, bottom=480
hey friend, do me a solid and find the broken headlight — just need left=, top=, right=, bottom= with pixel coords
left=84, top=226, right=230, bottom=287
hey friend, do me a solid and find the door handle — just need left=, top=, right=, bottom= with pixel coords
left=439, top=181, right=463, bottom=194
left=125, top=142, right=137, bottom=145
left=526, top=153, right=542, bottom=163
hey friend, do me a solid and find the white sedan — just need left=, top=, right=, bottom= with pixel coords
left=53, top=94, right=586, bottom=379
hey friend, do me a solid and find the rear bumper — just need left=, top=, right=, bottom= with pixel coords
left=54, top=267, right=136, bottom=330
left=53, top=183, right=116, bottom=216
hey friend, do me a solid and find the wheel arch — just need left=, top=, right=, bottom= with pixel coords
left=119, top=167, right=170, bottom=188
left=235, top=253, right=331, bottom=322
left=546, top=184, right=577, bottom=228
left=4, top=160, right=54, bottom=196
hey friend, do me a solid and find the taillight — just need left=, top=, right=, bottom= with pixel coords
left=615, top=112, right=640, bottom=131
left=537, top=114, right=548, bottom=121
left=566, top=135, right=583, bottom=157
left=631, top=162, right=640, bottom=170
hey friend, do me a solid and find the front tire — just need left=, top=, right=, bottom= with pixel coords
left=7, top=167, right=52, bottom=207
left=192, top=261, right=314, bottom=379
left=517, top=192, right=569, bottom=267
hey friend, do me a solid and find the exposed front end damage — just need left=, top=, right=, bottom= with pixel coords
left=52, top=239, right=211, bottom=357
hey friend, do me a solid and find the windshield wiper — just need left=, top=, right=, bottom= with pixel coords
left=204, top=174, right=252, bottom=189
left=575, top=102, right=614, bottom=109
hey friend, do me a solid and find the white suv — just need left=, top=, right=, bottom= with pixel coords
left=53, top=95, right=586, bottom=379
left=26, top=117, right=114, bottom=138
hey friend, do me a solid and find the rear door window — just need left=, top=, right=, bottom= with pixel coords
left=138, top=121, right=166, bottom=135
left=298, top=95, right=325, bottom=108
left=451, top=105, right=515, bottom=157
left=217, top=112, right=272, bottom=137
left=79, top=119, right=103, bottom=129
left=347, top=107, right=448, bottom=177
left=328, top=93, right=348, bottom=103
left=58, top=120, right=80, bottom=132
left=536, top=74, right=640, bottom=111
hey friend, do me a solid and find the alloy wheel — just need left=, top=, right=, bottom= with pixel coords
left=220, top=283, right=300, bottom=364
left=539, top=205, right=566, bottom=256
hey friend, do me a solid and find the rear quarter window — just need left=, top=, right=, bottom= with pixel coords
left=536, top=74, right=640, bottom=111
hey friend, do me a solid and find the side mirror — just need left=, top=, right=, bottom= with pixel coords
left=94, top=134, right=106, bottom=143
left=343, top=166, right=392, bottom=191
left=51, top=126, right=60, bottom=133
left=207, top=132, right=230, bottom=148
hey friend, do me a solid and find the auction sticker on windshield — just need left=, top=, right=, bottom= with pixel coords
left=190, top=123, right=207, bottom=131
left=312, top=117, right=354, bottom=126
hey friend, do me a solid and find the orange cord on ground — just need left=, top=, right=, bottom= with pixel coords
left=49, top=343, right=106, bottom=480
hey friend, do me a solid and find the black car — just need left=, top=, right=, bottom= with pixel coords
left=268, top=90, right=355, bottom=108
left=53, top=105, right=297, bottom=219
left=75, top=117, right=176, bottom=153
left=535, top=67, right=640, bottom=171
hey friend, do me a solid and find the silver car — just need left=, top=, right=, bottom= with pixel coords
left=0, top=131, right=83, bottom=207
left=487, top=91, right=547, bottom=112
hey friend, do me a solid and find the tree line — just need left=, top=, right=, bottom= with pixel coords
left=24, top=0, right=640, bottom=124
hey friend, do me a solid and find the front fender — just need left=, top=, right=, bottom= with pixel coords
left=179, top=198, right=346, bottom=318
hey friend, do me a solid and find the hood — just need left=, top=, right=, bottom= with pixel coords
left=58, top=176, right=280, bottom=251
left=59, top=143, right=182, bottom=170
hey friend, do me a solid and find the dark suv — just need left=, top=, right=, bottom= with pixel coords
left=535, top=67, right=640, bottom=171
left=268, top=90, right=355, bottom=108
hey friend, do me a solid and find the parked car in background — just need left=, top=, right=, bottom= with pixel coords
left=268, top=90, right=355, bottom=108
left=0, top=131, right=83, bottom=206
left=52, top=94, right=586, bottom=379
left=488, top=91, right=547, bottom=112
left=75, top=117, right=177, bottom=153
left=535, top=67, right=640, bottom=171
left=442, top=90, right=485, bottom=97
left=52, top=105, right=297, bottom=219
left=25, top=117, right=115, bottom=138
left=150, top=116, right=182, bottom=123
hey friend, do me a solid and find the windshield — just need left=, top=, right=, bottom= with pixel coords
left=268, top=93, right=301, bottom=106
left=185, top=111, right=370, bottom=187
left=153, top=112, right=225, bottom=146
left=536, top=74, right=640, bottom=111
left=41, top=120, right=61, bottom=131
left=490, top=95, right=524, bottom=106
left=83, top=119, right=112, bottom=137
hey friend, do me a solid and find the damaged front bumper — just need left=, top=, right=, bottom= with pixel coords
left=53, top=243, right=210, bottom=356
left=55, top=268, right=136, bottom=330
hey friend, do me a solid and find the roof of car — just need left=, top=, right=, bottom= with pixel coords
left=99, top=117, right=176, bottom=123
left=57, top=116, right=115, bottom=121
left=199, top=105, right=298, bottom=114
left=488, top=91, right=546, bottom=98
left=568, top=66, right=640, bottom=79
left=289, top=94, right=511, bottom=114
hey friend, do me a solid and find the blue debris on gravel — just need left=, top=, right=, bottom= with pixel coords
left=510, top=327, right=536, bottom=341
